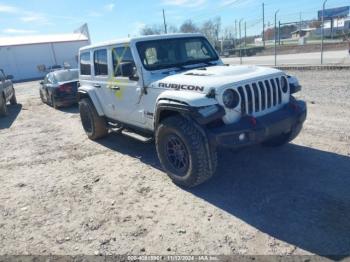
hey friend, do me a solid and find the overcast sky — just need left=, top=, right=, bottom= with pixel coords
left=0, top=0, right=349, bottom=43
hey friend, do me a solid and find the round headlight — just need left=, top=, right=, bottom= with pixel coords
left=222, top=89, right=240, bottom=109
left=281, top=76, right=289, bottom=93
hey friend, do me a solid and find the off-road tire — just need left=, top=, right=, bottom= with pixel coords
left=262, top=123, right=303, bottom=147
left=0, top=94, right=7, bottom=117
left=10, top=89, right=17, bottom=105
left=156, top=115, right=217, bottom=188
left=79, top=98, right=108, bottom=140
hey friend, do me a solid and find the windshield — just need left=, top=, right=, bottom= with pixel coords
left=54, top=70, right=78, bottom=83
left=136, top=37, right=219, bottom=71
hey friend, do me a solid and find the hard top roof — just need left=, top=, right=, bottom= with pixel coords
left=79, top=33, right=204, bottom=52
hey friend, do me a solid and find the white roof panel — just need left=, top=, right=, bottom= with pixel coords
left=80, top=33, right=204, bottom=51
left=0, top=33, right=88, bottom=47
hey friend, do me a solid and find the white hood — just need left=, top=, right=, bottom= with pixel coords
left=150, top=65, right=284, bottom=94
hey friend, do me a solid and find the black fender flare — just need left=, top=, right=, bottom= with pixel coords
left=154, top=99, right=225, bottom=129
left=154, top=99, right=222, bottom=175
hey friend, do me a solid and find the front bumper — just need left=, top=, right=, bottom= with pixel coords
left=207, top=100, right=307, bottom=148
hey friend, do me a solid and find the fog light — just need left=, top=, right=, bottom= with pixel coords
left=239, top=133, right=246, bottom=141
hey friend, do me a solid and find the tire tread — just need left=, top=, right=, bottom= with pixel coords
left=156, top=115, right=217, bottom=187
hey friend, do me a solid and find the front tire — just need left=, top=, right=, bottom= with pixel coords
left=0, top=94, right=7, bottom=117
left=10, top=89, right=17, bottom=105
left=156, top=115, right=217, bottom=188
left=79, top=98, right=108, bottom=140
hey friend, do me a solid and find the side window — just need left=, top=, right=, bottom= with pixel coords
left=94, top=49, right=108, bottom=76
left=80, top=52, right=91, bottom=75
left=112, top=46, right=134, bottom=77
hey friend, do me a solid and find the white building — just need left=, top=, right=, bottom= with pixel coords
left=0, top=24, right=90, bottom=81
left=314, top=17, right=350, bottom=37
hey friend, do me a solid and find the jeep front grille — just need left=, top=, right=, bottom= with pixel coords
left=237, top=78, right=283, bottom=115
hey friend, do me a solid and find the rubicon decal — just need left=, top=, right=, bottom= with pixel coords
left=159, top=83, right=205, bottom=92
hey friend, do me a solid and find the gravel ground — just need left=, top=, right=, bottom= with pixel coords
left=0, top=70, right=349, bottom=257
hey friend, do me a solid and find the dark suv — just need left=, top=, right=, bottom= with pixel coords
left=0, top=69, right=17, bottom=116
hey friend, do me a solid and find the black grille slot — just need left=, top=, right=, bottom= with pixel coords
left=270, top=79, right=277, bottom=106
left=264, top=80, right=272, bottom=108
left=258, top=81, right=266, bottom=110
left=237, top=86, right=246, bottom=114
left=245, top=85, right=253, bottom=114
left=276, top=78, right=282, bottom=104
left=252, top=83, right=260, bottom=112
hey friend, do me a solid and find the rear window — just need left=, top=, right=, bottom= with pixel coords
left=54, top=70, right=79, bottom=82
left=94, top=49, right=108, bottom=76
left=80, top=52, right=91, bottom=75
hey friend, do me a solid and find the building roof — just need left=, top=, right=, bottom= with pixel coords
left=80, top=33, right=204, bottom=51
left=0, top=33, right=89, bottom=47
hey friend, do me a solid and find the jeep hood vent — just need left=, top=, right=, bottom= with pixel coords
left=185, top=72, right=213, bottom=77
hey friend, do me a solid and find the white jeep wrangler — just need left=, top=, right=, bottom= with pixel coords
left=78, top=33, right=307, bottom=187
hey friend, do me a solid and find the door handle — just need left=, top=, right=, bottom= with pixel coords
left=111, top=86, right=120, bottom=90
left=93, top=84, right=101, bottom=88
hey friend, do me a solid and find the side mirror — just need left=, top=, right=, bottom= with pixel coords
left=6, top=75, right=13, bottom=80
left=40, top=81, right=44, bottom=85
left=120, top=62, right=139, bottom=81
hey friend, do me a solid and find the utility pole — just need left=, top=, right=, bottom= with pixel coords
left=163, top=9, right=167, bottom=34
left=299, top=12, right=302, bottom=33
left=274, top=10, right=279, bottom=66
left=244, top=21, right=247, bottom=49
left=239, top=19, right=243, bottom=64
left=235, top=20, right=237, bottom=48
left=278, top=21, right=281, bottom=45
left=262, top=3, right=266, bottom=47
left=321, top=0, right=328, bottom=64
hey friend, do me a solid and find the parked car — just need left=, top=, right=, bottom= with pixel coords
left=78, top=33, right=306, bottom=187
left=0, top=69, right=17, bottom=117
left=39, top=69, right=79, bottom=108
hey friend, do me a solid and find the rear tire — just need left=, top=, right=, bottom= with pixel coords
left=79, top=98, right=108, bottom=140
left=156, top=115, right=217, bottom=188
left=10, top=89, right=17, bottom=105
left=0, top=94, right=7, bottom=117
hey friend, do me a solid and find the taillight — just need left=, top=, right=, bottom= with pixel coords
left=58, top=84, right=72, bottom=92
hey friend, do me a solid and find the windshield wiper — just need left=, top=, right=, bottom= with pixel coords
left=161, top=61, right=217, bottom=74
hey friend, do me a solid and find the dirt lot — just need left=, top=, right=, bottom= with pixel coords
left=0, top=70, right=349, bottom=257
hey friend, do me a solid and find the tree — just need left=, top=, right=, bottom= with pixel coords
left=223, top=25, right=235, bottom=40
left=180, top=20, right=199, bottom=33
left=168, top=25, right=179, bottom=34
left=200, top=17, right=221, bottom=44
left=140, top=24, right=163, bottom=35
